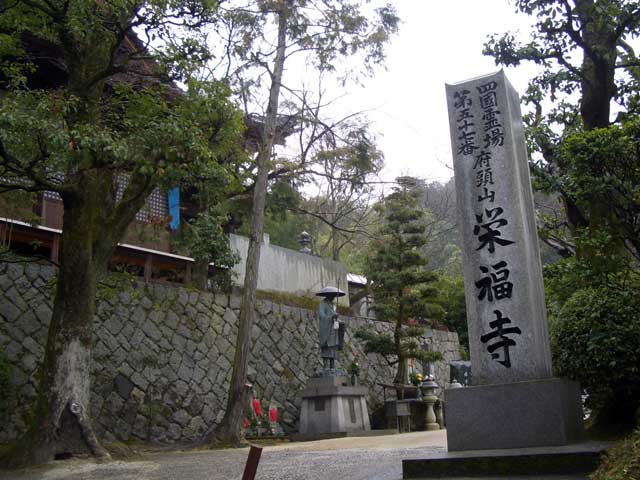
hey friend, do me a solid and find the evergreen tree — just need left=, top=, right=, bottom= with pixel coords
left=356, top=178, right=444, bottom=394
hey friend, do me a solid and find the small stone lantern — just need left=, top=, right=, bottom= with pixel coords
left=449, top=378, right=463, bottom=389
left=299, top=231, right=312, bottom=254
left=420, top=377, right=440, bottom=431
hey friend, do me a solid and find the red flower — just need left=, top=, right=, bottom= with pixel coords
left=269, top=408, right=278, bottom=423
left=243, top=418, right=249, bottom=429
left=252, top=399, right=262, bottom=417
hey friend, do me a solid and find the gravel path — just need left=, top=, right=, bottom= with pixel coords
left=0, top=431, right=588, bottom=480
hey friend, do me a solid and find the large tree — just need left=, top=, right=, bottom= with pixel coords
left=484, top=0, right=640, bottom=248
left=485, top=0, right=640, bottom=433
left=0, top=1, right=241, bottom=466
left=201, top=0, right=399, bottom=446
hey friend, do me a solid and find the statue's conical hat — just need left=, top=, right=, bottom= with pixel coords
left=315, top=286, right=346, bottom=298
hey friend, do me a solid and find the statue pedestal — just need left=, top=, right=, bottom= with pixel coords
left=295, top=375, right=371, bottom=441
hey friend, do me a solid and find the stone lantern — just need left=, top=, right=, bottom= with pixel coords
left=299, top=231, right=312, bottom=254
left=420, top=377, right=440, bottom=431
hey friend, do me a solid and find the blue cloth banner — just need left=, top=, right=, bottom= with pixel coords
left=168, top=187, right=180, bottom=230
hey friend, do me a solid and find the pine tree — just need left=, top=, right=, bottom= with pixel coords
left=356, top=178, right=444, bottom=395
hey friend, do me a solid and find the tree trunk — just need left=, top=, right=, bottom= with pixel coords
left=5, top=190, right=109, bottom=466
left=330, top=187, right=340, bottom=261
left=394, top=312, right=407, bottom=399
left=201, top=1, right=290, bottom=447
left=331, top=226, right=340, bottom=261
left=577, top=0, right=617, bottom=131
left=2, top=170, right=154, bottom=468
left=393, top=283, right=410, bottom=399
left=569, top=1, right=620, bottom=257
left=552, top=1, right=617, bottom=236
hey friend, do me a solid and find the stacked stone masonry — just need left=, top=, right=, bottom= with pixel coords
left=0, top=261, right=461, bottom=443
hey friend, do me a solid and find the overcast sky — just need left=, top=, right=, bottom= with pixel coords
left=340, top=0, right=537, bottom=185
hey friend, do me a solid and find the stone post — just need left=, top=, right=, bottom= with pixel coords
left=446, top=70, right=551, bottom=385
left=421, top=380, right=440, bottom=431
left=443, top=70, right=584, bottom=451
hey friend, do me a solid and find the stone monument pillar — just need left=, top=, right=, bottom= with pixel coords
left=443, top=70, right=584, bottom=451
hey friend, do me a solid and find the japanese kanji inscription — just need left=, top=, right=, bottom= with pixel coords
left=446, top=71, right=552, bottom=385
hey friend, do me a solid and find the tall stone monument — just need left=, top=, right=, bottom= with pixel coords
left=444, top=70, right=584, bottom=451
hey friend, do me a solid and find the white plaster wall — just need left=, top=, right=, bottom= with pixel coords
left=230, top=233, right=349, bottom=305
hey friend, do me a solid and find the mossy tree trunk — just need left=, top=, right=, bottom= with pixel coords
left=19, top=181, right=108, bottom=464
left=576, top=0, right=618, bottom=132
left=4, top=21, right=159, bottom=460
left=5, top=170, right=154, bottom=466
left=0, top=0, right=232, bottom=467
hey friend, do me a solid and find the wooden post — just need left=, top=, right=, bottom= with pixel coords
left=144, top=254, right=152, bottom=282
left=50, top=234, right=60, bottom=264
left=241, top=445, right=263, bottom=480
left=185, top=262, right=192, bottom=284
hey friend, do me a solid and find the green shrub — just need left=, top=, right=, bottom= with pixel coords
left=436, top=274, right=468, bottom=349
left=551, top=284, right=640, bottom=431
left=590, top=429, right=640, bottom=480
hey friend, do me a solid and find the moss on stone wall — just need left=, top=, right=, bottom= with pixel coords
left=254, top=289, right=354, bottom=316
left=255, top=290, right=320, bottom=311
left=0, top=350, right=11, bottom=423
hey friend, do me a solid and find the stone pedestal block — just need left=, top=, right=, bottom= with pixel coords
left=445, top=378, right=584, bottom=451
left=297, top=375, right=370, bottom=440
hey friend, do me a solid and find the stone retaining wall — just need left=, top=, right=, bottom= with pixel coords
left=0, top=261, right=461, bottom=443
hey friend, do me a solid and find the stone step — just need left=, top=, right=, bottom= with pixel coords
left=402, top=442, right=610, bottom=478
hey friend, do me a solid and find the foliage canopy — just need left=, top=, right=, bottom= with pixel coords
left=0, top=0, right=242, bottom=466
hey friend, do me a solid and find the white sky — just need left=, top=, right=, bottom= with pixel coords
left=335, top=0, right=538, bottom=185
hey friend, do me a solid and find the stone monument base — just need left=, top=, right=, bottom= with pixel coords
left=402, top=441, right=608, bottom=478
left=296, top=375, right=370, bottom=441
left=445, top=377, right=584, bottom=451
